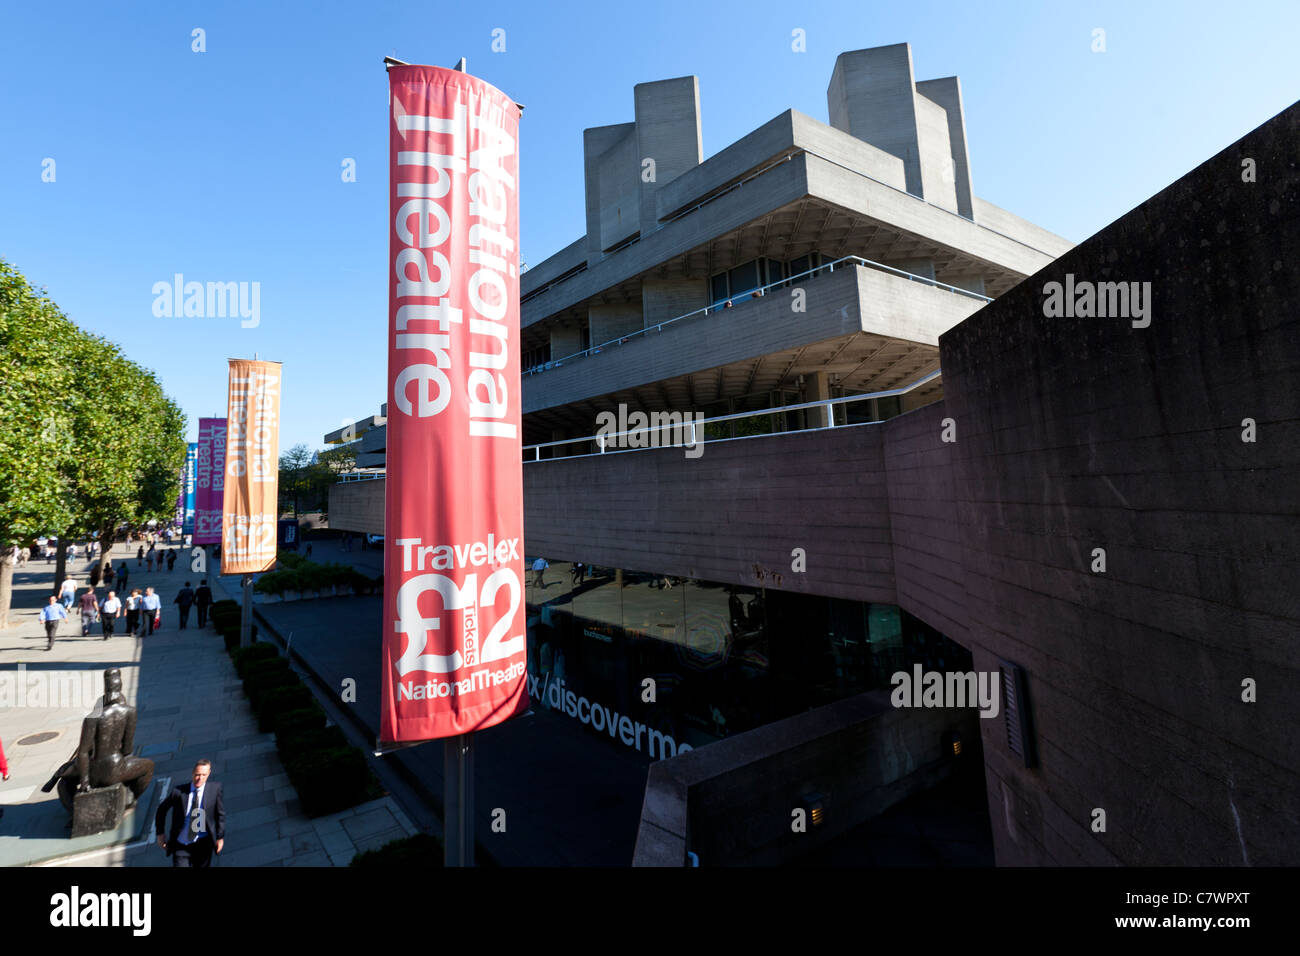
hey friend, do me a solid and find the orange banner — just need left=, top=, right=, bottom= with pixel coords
left=220, top=359, right=282, bottom=574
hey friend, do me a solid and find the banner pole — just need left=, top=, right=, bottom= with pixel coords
left=240, top=574, right=252, bottom=648
left=444, top=733, right=475, bottom=866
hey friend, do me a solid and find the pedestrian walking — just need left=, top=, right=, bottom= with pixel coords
left=175, top=582, right=195, bottom=629
left=531, top=557, right=549, bottom=589
left=305, top=542, right=312, bottom=560
left=137, top=545, right=144, bottom=567
left=67, top=542, right=76, bottom=562
left=166, top=549, right=176, bottom=572
left=19, top=547, right=29, bottom=567
left=125, top=588, right=142, bottom=636
left=115, top=562, right=129, bottom=593
left=100, top=590, right=122, bottom=640
left=59, top=578, right=76, bottom=610
left=40, top=595, right=68, bottom=650
left=78, top=587, right=99, bottom=636
left=146, top=551, right=155, bottom=572
left=194, top=580, right=214, bottom=628
left=141, top=587, right=161, bottom=636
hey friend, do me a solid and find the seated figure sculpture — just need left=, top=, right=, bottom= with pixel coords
left=43, top=668, right=155, bottom=825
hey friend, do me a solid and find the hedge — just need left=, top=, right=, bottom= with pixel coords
left=257, top=684, right=316, bottom=733
left=222, top=624, right=259, bottom=651
left=244, top=668, right=300, bottom=711
left=230, top=643, right=278, bottom=677
left=272, top=704, right=328, bottom=744
left=285, top=746, right=372, bottom=817
left=350, top=833, right=444, bottom=867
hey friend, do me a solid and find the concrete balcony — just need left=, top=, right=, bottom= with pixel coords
left=523, top=261, right=987, bottom=415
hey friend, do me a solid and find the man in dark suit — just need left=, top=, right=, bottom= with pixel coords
left=155, top=759, right=225, bottom=867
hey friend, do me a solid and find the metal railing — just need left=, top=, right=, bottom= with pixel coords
left=523, top=256, right=988, bottom=377
left=337, top=471, right=386, bottom=482
left=522, top=368, right=942, bottom=463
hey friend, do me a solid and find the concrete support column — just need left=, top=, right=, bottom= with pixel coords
left=807, top=371, right=832, bottom=427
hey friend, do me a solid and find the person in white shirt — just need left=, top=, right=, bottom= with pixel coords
left=100, top=590, right=123, bottom=640
left=59, top=578, right=77, bottom=609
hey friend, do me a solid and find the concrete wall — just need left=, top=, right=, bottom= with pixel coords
left=327, top=480, right=384, bottom=534
left=936, top=100, right=1300, bottom=866
left=524, top=423, right=898, bottom=605
left=525, top=263, right=983, bottom=414
left=598, top=132, right=641, bottom=252
left=588, top=302, right=643, bottom=345
left=635, top=76, right=703, bottom=234
left=912, top=92, right=959, bottom=212
left=915, top=77, right=974, bottom=219
left=584, top=124, right=635, bottom=266
left=635, top=689, right=977, bottom=865
left=642, top=277, right=707, bottom=328
left=549, top=321, right=583, bottom=359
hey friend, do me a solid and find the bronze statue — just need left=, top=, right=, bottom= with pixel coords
left=43, top=668, right=155, bottom=823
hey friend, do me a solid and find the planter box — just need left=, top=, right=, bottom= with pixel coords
left=283, top=590, right=302, bottom=602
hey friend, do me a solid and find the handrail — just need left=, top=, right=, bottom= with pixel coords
left=522, top=255, right=988, bottom=376
left=523, top=369, right=942, bottom=462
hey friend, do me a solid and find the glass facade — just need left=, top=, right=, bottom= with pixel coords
left=525, top=560, right=972, bottom=759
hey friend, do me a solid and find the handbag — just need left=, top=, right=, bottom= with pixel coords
left=154, top=611, right=162, bottom=630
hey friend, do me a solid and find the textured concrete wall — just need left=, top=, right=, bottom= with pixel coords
left=525, top=263, right=981, bottom=414
left=588, top=302, right=644, bottom=344
left=915, top=77, right=975, bottom=219
left=524, top=424, right=899, bottom=604
left=912, top=92, right=959, bottom=213
left=883, top=403, right=968, bottom=644
left=584, top=124, right=635, bottom=266
left=327, top=480, right=384, bottom=534
left=598, top=132, right=640, bottom=252
left=938, top=101, right=1300, bottom=866
left=642, top=277, right=706, bottom=328
left=549, top=321, right=583, bottom=359
left=828, top=44, right=924, bottom=197
left=635, top=689, right=976, bottom=865
left=635, top=76, right=702, bottom=234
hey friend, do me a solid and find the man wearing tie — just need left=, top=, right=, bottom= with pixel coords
left=155, top=759, right=225, bottom=867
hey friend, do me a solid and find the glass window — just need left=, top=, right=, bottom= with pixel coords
left=710, top=273, right=729, bottom=305
left=728, top=261, right=760, bottom=298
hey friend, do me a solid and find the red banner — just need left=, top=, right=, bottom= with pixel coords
left=380, top=65, right=527, bottom=743
left=194, top=417, right=227, bottom=545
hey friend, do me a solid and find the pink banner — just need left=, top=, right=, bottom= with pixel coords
left=380, top=65, right=527, bottom=744
left=194, top=417, right=227, bottom=545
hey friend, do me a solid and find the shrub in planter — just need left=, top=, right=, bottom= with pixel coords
left=211, top=612, right=241, bottom=633
left=257, top=684, right=316, bottom=733
left=223, top=625, right=260, bottom=651
left=210, top=599, right=238, bottom=615
left=277, top=724, right=348, bottom=763
left=273, top=704, right=328, bottom=745
left=350, top=833, right=444, bottom=867
left=231, top=643, right=279, bottom=677
left=244, top=669, right=300, bottom=710
left=284, top=746, right=370, bottom=818
left=242, top=655, right=291, bottom=683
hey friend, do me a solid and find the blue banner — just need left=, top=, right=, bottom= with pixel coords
left=183, top=442, right=198, bottom=536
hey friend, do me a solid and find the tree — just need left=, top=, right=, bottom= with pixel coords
left=0, top=261, right=78, bottom=626
left=0, top=259, right=187, bottom=626
left=278, top=444, right=314, bottom=518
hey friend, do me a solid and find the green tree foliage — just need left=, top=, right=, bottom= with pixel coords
left=0, top=259, right=187, bottom=626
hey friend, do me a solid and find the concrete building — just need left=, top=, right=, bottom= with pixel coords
left=328, top=46, right=1299, bottom=866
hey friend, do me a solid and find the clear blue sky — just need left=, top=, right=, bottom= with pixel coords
left=2, top=0, right=1296, bottom=452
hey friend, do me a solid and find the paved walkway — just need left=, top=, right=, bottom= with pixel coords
left=0, top=540, right=417, bottom=867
